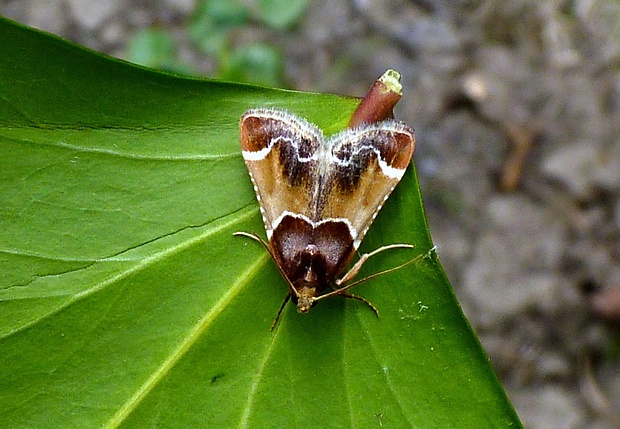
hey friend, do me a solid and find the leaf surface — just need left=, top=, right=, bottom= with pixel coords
left=0, top=17, right=522, bottom=428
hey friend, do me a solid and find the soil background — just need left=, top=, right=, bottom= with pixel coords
left=2, top=1, right=620, bottom=428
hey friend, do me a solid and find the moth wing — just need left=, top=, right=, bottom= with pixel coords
left=320, top=122, right=415, bottom=248
left=239, top=109, right=323, bottom=238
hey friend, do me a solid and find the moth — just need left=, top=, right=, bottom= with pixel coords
left=235, top=108, right=416, bottom=325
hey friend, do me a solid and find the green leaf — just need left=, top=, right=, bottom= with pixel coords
left=221, top=43, right=283, bottom=86
left=258, top=0, right=308, bottom=29
left=189, top=0, right=249, bottom=56
left=126, top=28, right=176, bottom=67
left=126, top=28, right=194, bottom=76
left=0, top=17, right=522, bottom=428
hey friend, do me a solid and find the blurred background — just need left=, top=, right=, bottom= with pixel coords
left=1, top=1, right=619, bottom=427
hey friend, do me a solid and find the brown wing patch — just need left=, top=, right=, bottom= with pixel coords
left=270, top=214, right=355, bottom=291
left=239, top=109, right=323, bottom=237
left=320, top=123, right=415, bottom=247
left=240, top=109, right=414, bottom=246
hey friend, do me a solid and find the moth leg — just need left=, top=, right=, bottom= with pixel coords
left=315, top=246, right=430, bottom=305
left=336, top=243, right=414, bottom=286
left=338, top=291, right=380, bottom=318
left=270, top=293, right=291, bottom=331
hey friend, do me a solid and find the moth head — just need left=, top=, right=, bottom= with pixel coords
left=293, top=285, right=317, bottom=313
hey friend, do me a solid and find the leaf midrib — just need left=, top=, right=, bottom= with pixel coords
left=103, top=213, right=270, bottom=428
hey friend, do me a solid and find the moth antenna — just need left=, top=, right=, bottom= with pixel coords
left=314, top=246, right=434, bottom=303
left=233, top=231, right=303, bottom=305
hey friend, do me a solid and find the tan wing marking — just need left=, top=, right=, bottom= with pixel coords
left=320, top=123, right=415, bottom=247
left=239, top=109, right=323, bottom=237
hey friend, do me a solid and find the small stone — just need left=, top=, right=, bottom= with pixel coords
left=99, top=20, right=124, bottom=45
left=592, top=145, right=620, bottom=192
left=537, top=352, right=571, bottom=379
left=463, top=196, right=567, bottom=325
left=163, top=0, right=196, bottom=14
left=26, top=0, right=67, bottom=34
left=66, top=0, right=120, bottom=30
left=541, top=142, right=600, bottom=198
left=510, top=385, right=585, bottom=429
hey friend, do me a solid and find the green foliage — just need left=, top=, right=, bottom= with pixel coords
left=126, top=0, right=303, bottom=86
left=220, top=42, right=283, bottom=86
left=188, top=0, right=249, bottom=56
left=258, top=0, right=308, bottom=29
left=0, top=17, right=522, bottom=428
left=126, top=28, right=195, bottom=75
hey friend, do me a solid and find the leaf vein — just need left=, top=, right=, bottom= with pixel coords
left=237, top=325, right=280, bottom=428
left=104, top=249, right=270, bottom=428
left=358, top=313, right=416, bottom=428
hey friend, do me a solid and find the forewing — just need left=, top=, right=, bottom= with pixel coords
left=319, top=122, right=415, bottom=248
left=239, top=109, right=324, bottom=239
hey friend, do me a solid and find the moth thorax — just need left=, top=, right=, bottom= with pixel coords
left=291, top=245, right=328, bottom=285
left=302, top=260, right=318, bottom=284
